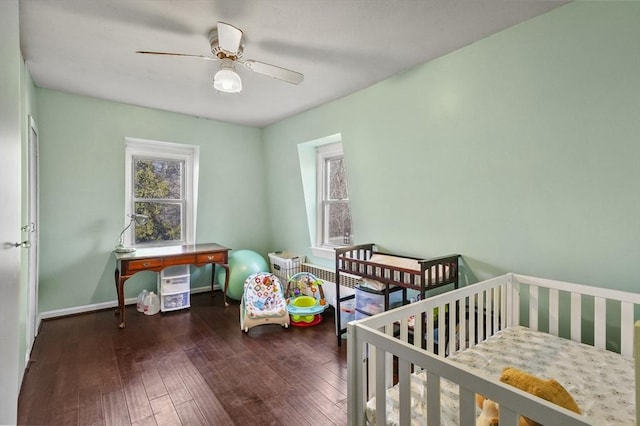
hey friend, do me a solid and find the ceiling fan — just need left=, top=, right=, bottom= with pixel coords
left=137, top=22, right=304, bottom=93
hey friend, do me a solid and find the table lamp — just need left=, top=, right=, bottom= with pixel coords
left=114, top=213, right=149, bottom=253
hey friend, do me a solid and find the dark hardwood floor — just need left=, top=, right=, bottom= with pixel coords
left=18, top=292, right=348, bottom=426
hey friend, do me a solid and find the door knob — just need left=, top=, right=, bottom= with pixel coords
left=21, top=223, right=36, bottom=233
left=14, top=241, right=31, bottom=248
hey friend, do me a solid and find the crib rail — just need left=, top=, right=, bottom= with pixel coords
left=514, top=273, right=640, bottom=356
left=336, top=245, right=458, bottom=291
left=347, top=273, right=640, bottom=426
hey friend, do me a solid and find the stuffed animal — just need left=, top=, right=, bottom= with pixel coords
left=475, top=394, right=499, bottom=426
left=475, top=367, right=581, bottom=426
left=501, top=367, right=581, bottom=426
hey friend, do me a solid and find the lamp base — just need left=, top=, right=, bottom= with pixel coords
left=114, top=246, right=136, bottom=253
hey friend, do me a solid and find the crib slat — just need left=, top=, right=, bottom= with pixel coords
left=621, top=302, right=633, bottom=356
left=385, top=323, right=394, bottom=387
left=529, top=285, right=539, bottom=331
left=500, top=407, right=518, bottom=426
left=469, top=294, right=476, bottom=346
left=478, top=292, right=485, bottom=342
left=398, top=358, right=411, bottom=426
left=549, top=288, right=559, bottom=336
left=448, top=301, right=455, bottom=355
left=458, top=297, right=466, bottom=351
left=493, top=286, right=500, bottom=333
left=413, top=309, right=423, bottom=350
left=400, top=317, right=409, bottom=343
left=438, top=304, right=445, bottom=356
left=594, top=296, right=606, bottom=350
left=510, top=277, right=520, bottom=327
left=375, top=346, right=386, bottom=424
left=500, top=283, right=507, bottom=330
left=426, top=308, right=434, bottom=353
left=571, top=292, right=581, bottom=342
left=426, top=370, right=441, bottom=425
left=348, top=332, right=367, bottom=426
left=459, top=387, right=476, bottom=426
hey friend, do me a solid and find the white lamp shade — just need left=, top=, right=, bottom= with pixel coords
left=214, top=68, right=242, bottom=93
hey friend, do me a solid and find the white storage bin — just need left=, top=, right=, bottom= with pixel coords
left=161, top=291, right=190, bottom=311
left=162, top=265, right=190, bottom=278
left=160, top=280, right=190, bottom=295
left=340, top=298, right=356, bottom=325
left=160, top=274, right=189, bottom=286
left=158, top=265, right=191, bottom=312
left=355, top=285, right=404, bottom=315
left=268, top=251, right=304, bottom=284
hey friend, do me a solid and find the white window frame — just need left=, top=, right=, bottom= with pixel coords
left=124, top=138, right=199, bottom=247
left=315, top=142, right=351, bottom=254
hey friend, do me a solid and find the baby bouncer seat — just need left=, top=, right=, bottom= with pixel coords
left=240, top=272, right=290, bottom=332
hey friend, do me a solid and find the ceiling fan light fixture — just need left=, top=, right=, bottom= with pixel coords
left=213, top=59, right=242, bottom=93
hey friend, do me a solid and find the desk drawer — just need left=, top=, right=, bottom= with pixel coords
left=127, top=258, right=163, bottom=272
left=196, top=252, right=226, bottom=263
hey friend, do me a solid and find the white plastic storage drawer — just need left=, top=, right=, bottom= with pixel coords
left=355, top=285, right=404, bottom=315
left=160, top=280, right=190, bottom=295
left=161, top=274, right=190, bottom=286
left=158, top=265, right=191, bottom=300
left=162, top=265, right=190, bottom=278
left=340, top=298, right=356, bottom=325
left=161, top=291, right=190, bottom=311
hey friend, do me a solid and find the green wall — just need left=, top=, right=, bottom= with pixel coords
left=36, top=90, right=268, bottom=313
left=36, top=2, right=640, bottom=316
left=263, top=2, right=640, bottom=292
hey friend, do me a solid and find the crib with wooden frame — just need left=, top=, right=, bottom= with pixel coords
left=335, top=243, right=460, bottom=346
left=347, top=273, right=640, bottom=425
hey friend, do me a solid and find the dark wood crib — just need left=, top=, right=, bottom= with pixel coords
left=334, top=243, right=460, bottom=346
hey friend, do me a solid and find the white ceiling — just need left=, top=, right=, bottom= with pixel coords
left=19, top=0, right=567, bottom=128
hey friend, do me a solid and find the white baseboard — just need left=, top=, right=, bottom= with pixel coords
left=38, top=285, right=217, bottom=321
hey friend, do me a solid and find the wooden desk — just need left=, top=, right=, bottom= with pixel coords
left=113, top=243, right=230, bottom=328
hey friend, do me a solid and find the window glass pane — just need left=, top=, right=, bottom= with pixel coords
left=134, top=158, right=183, bottom=199
left=327, top=157, right=348, bottom=200
left=326, top=202, right=352, bottom=245
left=134, top=202, right=182, bottom=243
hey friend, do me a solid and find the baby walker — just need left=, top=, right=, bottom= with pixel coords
left=286, top=272, right=327, bottom=326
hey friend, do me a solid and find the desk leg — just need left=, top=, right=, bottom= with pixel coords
left=114, top=268, right=127, bottom=329
left=221, top=264, right=230, bottom=307
left=210, top=264, right=216, bottom=297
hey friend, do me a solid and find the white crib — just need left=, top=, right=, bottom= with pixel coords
left=347, top=273, right=640, bottom=425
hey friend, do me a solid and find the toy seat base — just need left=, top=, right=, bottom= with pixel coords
left=290, top=313, right=323, bottom=327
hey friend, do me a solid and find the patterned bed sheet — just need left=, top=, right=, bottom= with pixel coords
left=365, top=326, right=636, bottom=425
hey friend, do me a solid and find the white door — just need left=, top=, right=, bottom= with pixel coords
left=25, top=116, right=40, bottom=358
left=0, top=1, right=23, bottom=423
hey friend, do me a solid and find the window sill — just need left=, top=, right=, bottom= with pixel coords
left=310, top=246, right=335, bottom=260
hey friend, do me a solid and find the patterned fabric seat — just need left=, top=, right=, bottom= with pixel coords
left=240, top=272, right=290, bottom=332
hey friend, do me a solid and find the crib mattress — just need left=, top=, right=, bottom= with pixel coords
left=365, top=326, right=636, bottom=425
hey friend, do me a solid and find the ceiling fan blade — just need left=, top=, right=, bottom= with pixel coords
left=136, top=51, right=216, bottom=61
left=217, top=22, right=243, bottom=55
left=240, top=60, right=304, bottom=85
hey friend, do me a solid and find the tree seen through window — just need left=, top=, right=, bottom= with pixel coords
left=133, top=158, right=184, bottom=244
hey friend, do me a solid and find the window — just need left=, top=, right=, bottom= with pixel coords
left=124, top=138, right=199, bottom=247
left=316, top=142, right=352, bottom=248
left=298, top=133, right=353, bottom=259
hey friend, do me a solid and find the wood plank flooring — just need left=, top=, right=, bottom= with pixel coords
left=18, top=292, right=348, bottom=426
